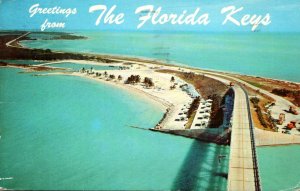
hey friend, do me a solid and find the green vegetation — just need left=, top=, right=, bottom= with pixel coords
left=143, top=77, right=154, bottom=87
left=243, top=80, right=263, bottom=88
left=125, top=75, right=141, bottom=84
left=118, top=75, right=122, bottom=81
left=52, top=34, right=87, bottom=40
left=185, top=110, right=197, bottom=129
left=109, top=74, right=115, bottom=79
left=184, top=97, right=200, bottom=129
left=95, top=72, right=102, bottom=77
left=251, top=97, right=260, bottom=105
left=0, top=33, right=112, bottom=63
left=170, top=76, right=175, bottom=82
left=272, top=88, right=300, bottom=107
left=208, top=94, right=224, bottom=128
left=272, top=88, right=300, bottom=97
left=183, top=72, right=196, bottom=80
left=0, top=61, right=60, bottom=71
left=250, top=97, right=268, bottom=128
left=158, top=69, right=228, bottom=128
left=187, top=97, right=200, bottom=118
left=170, top=84, right=176, bottom=90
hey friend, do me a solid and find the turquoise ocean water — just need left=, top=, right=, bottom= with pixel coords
left=0, top=68, right=229, bottom=190
left=22, top=31, right=300, bottom=82
left=48, top=62, right=120, bottom=71
left=257, top=145, right=300, bottom=191
left=1, top=31, right=300, bottom=190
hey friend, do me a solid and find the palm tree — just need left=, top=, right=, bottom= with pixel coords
left=143, top=77, right=154, bottom=87
left=118, top=75, right=122, bottom=81
left=109, top=74, right=115, bottom=79
left=171, top=76, right=175, bottom=82
left=136, top=75, right=141, bottom=83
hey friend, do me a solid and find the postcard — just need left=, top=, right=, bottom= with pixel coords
left=0, top=1, right=299, bottom=190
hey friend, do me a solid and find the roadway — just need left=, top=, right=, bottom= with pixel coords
left=227, top=85, right=261, bottom=191
left=5, top=32, right=31, bottom=48
left=202, top=73, right=261, bottom=190
left=196, top=70, right=300, bottom=135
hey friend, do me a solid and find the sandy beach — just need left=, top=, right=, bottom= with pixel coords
left=42, top=60, right=196, bottom=130
left=35, top=59, right=300, bottom=146
left=2, top=55, right=300, bottom=146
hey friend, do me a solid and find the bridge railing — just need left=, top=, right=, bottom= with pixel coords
left=241, top=86, right=262, bottom=191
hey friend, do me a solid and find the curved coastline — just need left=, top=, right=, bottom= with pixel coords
left=1, top=31, right=300, bottom=191
left=8, top=31, right=299, bottom=85
left=2, top=31, right=300, bottom=145
left=21, top=38, right=300, bottom=85
left=3, top=57, right=300, bottom=146
left=20, top=31, right=300, bottom=84
left=50, top=70, right=172, bottom=110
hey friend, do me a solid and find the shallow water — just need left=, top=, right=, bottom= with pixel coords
left=21, top=31, right=300, bottom=82
left=257, top=145, right=300, bottom=191
left=0, top=68, right=229, bottom=190
left=0, top=59, right=46, bottom=65
left=48, top=62, right=120, bottom=71
left=3, top=30, right=300, bottom=189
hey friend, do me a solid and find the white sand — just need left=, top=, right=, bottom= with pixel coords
left=47, top=66, right=194, bottom=130
left=33, top=59, right=300, bottom=144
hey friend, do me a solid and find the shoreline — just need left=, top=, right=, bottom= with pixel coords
left=32, top=63, right=232, bottom=144
left=257, top=143, right=300, bottom=147
left=35, top=70, right=231, bottom=145
left=255, top=128, right=300, bottom=147
left=44, top=71, right=172, bottom=111
left=3, top=30, right=299, bottom=85
left=2, top=60, right=300, bottom=146
left=18, top=32, right=300, bottom=85
left=1, top=31, right=300, bottom=146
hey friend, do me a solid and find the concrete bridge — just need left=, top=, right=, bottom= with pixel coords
left=195, top=73, right=261, bottom=190
left=227, top=85, right=261, bottom=191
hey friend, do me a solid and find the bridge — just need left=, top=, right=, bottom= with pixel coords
left=6, top=32, right=262, bottom=190
left=227, top=85, right=261, bottom=191
left=198, top=73, right=261, bottom=190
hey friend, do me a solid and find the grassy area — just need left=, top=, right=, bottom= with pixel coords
left=240, top=82, right=276, bottom=131
left=184, top=97, right=200, bottom=129
left=185, top=110, right=196, bottom=129
left=243, top=80, right=263, bottom=88
left=233, top=74, right=300, bottom=107
left=250, top=96, right=277, bottom=132
left=0, top=61, right=63, bottom=71
left=0, top=33, right=120, bottom=63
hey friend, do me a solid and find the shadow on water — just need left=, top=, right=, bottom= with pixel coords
left=171, top=140, right=229, bottom=190
left=171, top=90, right=233, bottom=190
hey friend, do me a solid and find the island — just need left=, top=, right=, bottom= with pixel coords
left=0, top=31, right=299, bottom=147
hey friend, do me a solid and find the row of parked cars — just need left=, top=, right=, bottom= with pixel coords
left=193, top=99, right=213, bottom=128
left=175, top=102, right=192, bottom=122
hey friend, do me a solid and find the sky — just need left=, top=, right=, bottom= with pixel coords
left=0, top=0, right=300, bottom=32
